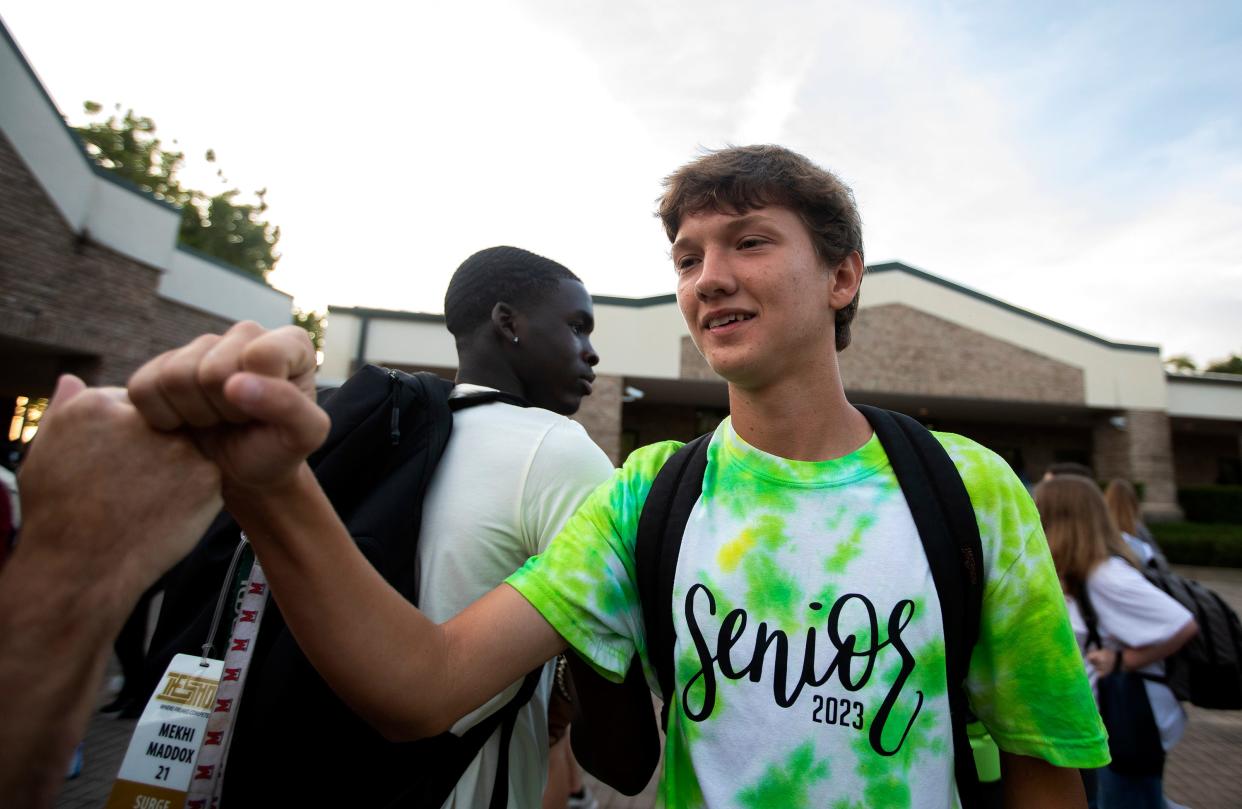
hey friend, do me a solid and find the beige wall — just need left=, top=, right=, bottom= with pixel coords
left=368, top=318, right=457, bottom=373
left=1167, top=376, right=1242, bottom=420
left=319, top=312, right=453, bottom=384
left=840, top=304, right=1086, bottom=403
left=862, top=269, right=1167, bottom=409
left=323, top=266, right=1172, bottom=413
left=590, top=301, right=687, bottom=379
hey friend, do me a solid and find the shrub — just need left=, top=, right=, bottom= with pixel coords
left=1151, top=522, right=1242, bottom=567
left=1178, top=486, right=1242, bottom=524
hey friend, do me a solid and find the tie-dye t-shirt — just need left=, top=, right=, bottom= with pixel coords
left=507, top=418, right=1108, bottom=808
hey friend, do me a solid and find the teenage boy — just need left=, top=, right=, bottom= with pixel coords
left=129, top=146, right=1108, bottom=808
left=137, top=246, right=612, bottom=808
left=418, top=246, right=612, bottom=808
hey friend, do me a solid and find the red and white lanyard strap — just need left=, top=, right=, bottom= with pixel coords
left=184, top=542, right=271, bottom=809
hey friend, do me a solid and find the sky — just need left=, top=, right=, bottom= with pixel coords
left=3, top=0, right=1240, bottom=364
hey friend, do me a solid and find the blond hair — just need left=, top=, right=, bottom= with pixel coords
left=1034, top=475, right=1139, bottom=595
left=1104, top=478, right=1142, bottom=536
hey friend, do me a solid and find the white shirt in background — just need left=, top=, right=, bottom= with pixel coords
left=417, top=385, right=614, bottom=809
left=1066, top=557, right=1194, bottom=750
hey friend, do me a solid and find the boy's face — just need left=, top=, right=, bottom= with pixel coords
left=671, top=206, right=848, bottom=390
left=511, top=278, right=599, bottom=415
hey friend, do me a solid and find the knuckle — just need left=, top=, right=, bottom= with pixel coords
left=188, top=333, right=222, bottom=353
left=228, top=320, right=264, bottom=338
left=283, top=325, right=313, bottom=347
left=128, top=351, right=170, bottom=392
left=196, top=352, right=234, bottom=389
left=158, top=357, right=200, bottom=397
left=68, top=388, right=111, bottom=418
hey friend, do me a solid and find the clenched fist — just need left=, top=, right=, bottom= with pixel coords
left=128, top=321, right=330, bottom=491
left=18, top=374, right=223, bottom=593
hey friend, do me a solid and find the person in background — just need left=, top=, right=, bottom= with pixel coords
left=1034, top=475, right=1198, bottom=809
left=0, top=455, right=18, bottom=567
left=1104, top=479, right=1168, bottom=570
left=1044, top=461, right=1096, bottom=481
left=137, top=247, right=613, bottom=808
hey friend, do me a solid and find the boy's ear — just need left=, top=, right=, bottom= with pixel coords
left=828, top=252, right=865, bottom=310
left=491, top=301, right=519, bottom=343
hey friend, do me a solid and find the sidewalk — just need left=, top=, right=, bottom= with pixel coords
left=1162, top=565, right=1242, bottom=809
left=57, top=565, right=1242, bottom=808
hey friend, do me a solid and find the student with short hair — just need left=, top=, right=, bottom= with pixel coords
left=128, top=145, right=1109, bottom=808
left=421, top=246, right=613, bottom=808
left=133, top=246, right=613, bottom=809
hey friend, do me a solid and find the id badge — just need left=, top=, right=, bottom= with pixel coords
left=105, top=654, right=224, bottom=809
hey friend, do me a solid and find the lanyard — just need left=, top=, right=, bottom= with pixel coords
left=184, top=533, right=272, bottom=809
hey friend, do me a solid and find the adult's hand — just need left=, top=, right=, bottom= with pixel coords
left=17, top=374, right=224, bottom=594
left=127, top=321, right=329, bottom=491
left=1, top=374, right=224, bottom=809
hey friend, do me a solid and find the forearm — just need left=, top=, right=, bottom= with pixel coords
left=225, top=464, right=564, bottom=740
left=1123, top=618, right=1198, bottom=672
left=0, top=541, right=140, bottom=809
left=1001, top=752, right=1087, bottom=808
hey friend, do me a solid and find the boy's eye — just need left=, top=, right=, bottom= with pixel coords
left=739, top=237, right=764, bottom=249
left=674, top=255, right=700, bottom=273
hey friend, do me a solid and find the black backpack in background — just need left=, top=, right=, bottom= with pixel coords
left=139, top=365, right=538, bottom=809
left=569, top=406, right=987, bottom=807
left=1137, top=565, right=1242, bottom=709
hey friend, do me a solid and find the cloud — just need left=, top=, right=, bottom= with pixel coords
left=6, top=0, right=1239, bottom=360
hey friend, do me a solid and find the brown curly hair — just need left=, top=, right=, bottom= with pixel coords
left=658, top=145, right=864, bottom=351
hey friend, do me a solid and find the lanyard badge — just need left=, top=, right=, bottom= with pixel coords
left=104, top=654, right=224, bottom=808
left=107, top=535, right=271, bottom=809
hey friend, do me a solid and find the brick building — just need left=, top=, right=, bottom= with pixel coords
left=321, top=261, right=1242, bottom=521
left=0, top=22, right=291, bottom=445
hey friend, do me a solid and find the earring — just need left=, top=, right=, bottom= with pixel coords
left=512, top=336, right=519, bottom=344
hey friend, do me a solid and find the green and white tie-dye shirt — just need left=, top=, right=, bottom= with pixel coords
left=508, top=418, right=1108, bottom=808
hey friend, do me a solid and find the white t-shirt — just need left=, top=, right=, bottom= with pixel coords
left=1123, top=532, right=1156, bottom=566
left=1065, top=557, right=1194, bottom=750
left=417, top=385, right=614, bottom=809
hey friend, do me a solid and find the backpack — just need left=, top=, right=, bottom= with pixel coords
left=139, top=365, right=540, bottom=809
left=1074, top=581, right=1167, bottom=776
left=568, top=405, right=987, bottom=806
left=1137, top=565, right=1242, bottom=709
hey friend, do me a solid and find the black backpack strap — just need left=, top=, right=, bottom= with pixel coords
left=856, top=405, right=984, bottom=809
left=485, top=667, right=543, bottom=809
left=402, top=666, right=543, bottom=809
left=635, top=433, right=712, bottom=729
left=1073, top=579, right=1103, bottom=651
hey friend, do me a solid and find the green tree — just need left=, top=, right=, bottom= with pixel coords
left=1205, top=353, right=1242, bottom=375
left=73, top=102, right=188, bottom=204
left=181, top=187, right=281, bottom=279
left=294, top=308, right=326, bottom=356
left=73, top=102, right=279, bottom=281
left=1163, top=354, right=1198, bottom=373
